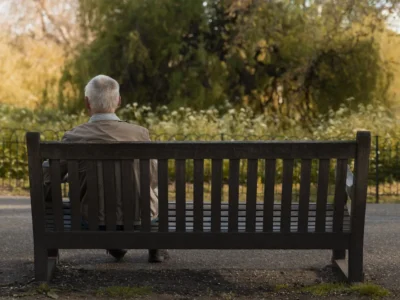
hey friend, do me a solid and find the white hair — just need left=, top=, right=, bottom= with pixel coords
left=84, top=75, right=120, bottom=113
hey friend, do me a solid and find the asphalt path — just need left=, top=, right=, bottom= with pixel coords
left=0, top=197, right=399, bottom=293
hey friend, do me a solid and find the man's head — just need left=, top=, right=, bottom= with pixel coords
left=84, top=75, right=121, bottom=115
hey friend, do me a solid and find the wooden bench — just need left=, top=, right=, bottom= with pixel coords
left=26, top=131, right=371, bottom=283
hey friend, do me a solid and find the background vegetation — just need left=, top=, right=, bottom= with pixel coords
left=1, top=0, right=400, bottom=199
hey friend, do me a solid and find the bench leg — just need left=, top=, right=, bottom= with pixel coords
left=348, top=244, right=364, bottom=283
left=34, top=246, right=48, bottom=282
left=34, top=247, right=59, bottom=282
left=331, top=249, right=346, bottom=261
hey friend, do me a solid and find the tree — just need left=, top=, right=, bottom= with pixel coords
left=58, top=0, right=400, bottom=124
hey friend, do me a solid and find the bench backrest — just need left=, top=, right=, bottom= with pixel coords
left=26, top=131, right=370, bottom=235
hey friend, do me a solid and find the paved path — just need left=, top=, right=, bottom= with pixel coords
left=0, top=197, right=399, bottom=293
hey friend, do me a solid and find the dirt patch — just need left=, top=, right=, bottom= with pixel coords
left=0, top=264, right=397, bottom=299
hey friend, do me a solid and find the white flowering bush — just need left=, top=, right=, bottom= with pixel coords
left=1, top=103, right=400, bottom=185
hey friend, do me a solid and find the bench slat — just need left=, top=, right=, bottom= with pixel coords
left=263, top=159, right=276, bottom=232
left=158, top=159, right=169, bottom=232
left=246, top=159, right=258, bottom=232
left=50, top=160, right=63, bottom=232
left=176, top=159, right=186, bottom=232
left=316, top=159, right=330, bottom=232
left=47, top=208, right=349, bottom=218
left=140, top=160, right=151, bottom=232
left=281, top=159, right=294, bottom=233
left=67, top=160, right=81, bottom=231
left=298, top=159, right=311, bottom=233
left=228, top=159, right=239, bottom=232
left=86, top=161, right=99, bottom=231
left=40, top=141, right=357, bottom=160
left=334, top=159, right=348, bottom=233
left=211, top=159, right=222, bottom=232
left=103, top=161, right=117, bottom=231
left=193, top=159, right=204, bottom=232
left=121, top=160, right=135, bottom=231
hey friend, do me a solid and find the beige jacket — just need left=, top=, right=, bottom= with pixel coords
left=43, top=117, right=158, bottom=225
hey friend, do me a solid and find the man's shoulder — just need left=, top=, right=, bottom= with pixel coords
left=63, top=121, right=149, bottom=142
left=116, top=120, right=149, bottom=134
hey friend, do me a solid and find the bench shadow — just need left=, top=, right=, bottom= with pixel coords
left=50, top=263, right=345, bottom=297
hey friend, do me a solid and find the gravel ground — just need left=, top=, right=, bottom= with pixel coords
left=0, top=197, right=399, bottom=299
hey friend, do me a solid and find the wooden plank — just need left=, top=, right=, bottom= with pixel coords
left=193, top=159, right=204, bottom=232
left=44, top=232, right=351, bottom=250
left=333, top=159, right=348, bottom=233
left=246, top=159, right=258, bottom=232
left=298, top=159, right=311, bottom=233
left=263, top=159, right=276, bottom=232
left=158, top=159, right=169, bottom=232
left=50, top=160, right=63, bottom=232
left=67, top=161, right=81, bottom=231
left=228, top=159, right=240, bottom=232
left=41, top=141, right=357, bottom=160
left=140, top=159, right=151, bottom=232
left=121, top=160, right=135, bottom=231
left=102, top=161, right=117, bottom=231
left=316, top=159, right=330, bottom=232
left=175, top=159, right=186, bottom=232
left=26, top=132, right=47, bottom=281
left=166, top=203, right=336, bottom=211
left=349, top=131, right=371, bottom=282
left=281, top=159, right=294, bottom=233
left=211, top=159, right=222, bottom=232
left=86, top=161, right=99, bottom=231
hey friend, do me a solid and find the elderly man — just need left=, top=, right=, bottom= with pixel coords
left=43, top=75, right=167, bottom=262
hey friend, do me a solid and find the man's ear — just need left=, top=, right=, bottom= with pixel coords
left=118, top=96, right=122, bottom=107
left=84, top=97, right=91, bottom=110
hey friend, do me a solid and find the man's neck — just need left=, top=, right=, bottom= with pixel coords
left=89, top=113, right=120, bottom=123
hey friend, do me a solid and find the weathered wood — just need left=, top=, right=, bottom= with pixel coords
left=67, top=161, right=81, bottom=231
left=211, top=159, right=222, bottom=232
left=281, top=159, right=294, bottom=233
left=263, top=159, right=276, bottom=232
left=44, top=232, right=351, bottom=249
left=158, top=159, right=169, bottom=232
left=349, top=131, right=371, bottom=282
left=228, top=159, right=240, bottom=232
left=316, top=159, right=330, bottom=232
left=193, top=159, right=204, bottom=232
left=298, top=159, right=311, bottom=233
left=175, top=159, right=186, bottom=232
left=27, top=131, right=370, bottom=283
left=40, top=141, right=357, bottom=160
left=121, top=160, right=135, bottom=231
left=86, top=161, right=99, bottom=231
left=50, top=160, right=63, bottom=232
left=103, top=161, right=117, bottom=231
left=140, top=160, right=151, bottom=232
left=333, top=159, right=348, bottom=233
left=26, top=132, right=47, bottom=281
left=246, top=159, right=258, bottom=232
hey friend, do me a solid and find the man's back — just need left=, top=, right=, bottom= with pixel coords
left=63, top=120, right=150, bottom=143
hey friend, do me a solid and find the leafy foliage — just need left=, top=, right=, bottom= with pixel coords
left=57, top=0, right=400, bottom=122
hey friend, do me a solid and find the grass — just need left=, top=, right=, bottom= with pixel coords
left=350, top=283, right=391, bottom=299
left=301, top=283, right=390, bottom=299
left=35, top=283, right=59, bottom=299
left=96, top=286, right=152, bottom=298
left=274, top=284, right=290, bottom=292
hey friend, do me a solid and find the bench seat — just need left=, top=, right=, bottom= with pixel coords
left=45, top=202, right=350, bottom=233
